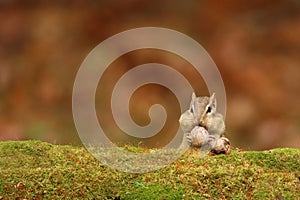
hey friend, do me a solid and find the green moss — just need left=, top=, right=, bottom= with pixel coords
left=123, top=182, right=185, bottom=200
left=0, top=140, right=299, bottom=199
left=0, top=180, right=3, bottom=194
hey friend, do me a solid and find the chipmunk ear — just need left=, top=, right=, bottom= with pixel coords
left=208, top=93, right=217, bottom=112
left=189, top=92, right=197, bottom=113
left=191, top=92, right=196, bottom=101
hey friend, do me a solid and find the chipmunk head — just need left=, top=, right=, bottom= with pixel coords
left=189, top=92, right=217, bottom=127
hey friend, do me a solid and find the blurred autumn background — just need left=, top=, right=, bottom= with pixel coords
left=0, top=0, right=299, bottom=150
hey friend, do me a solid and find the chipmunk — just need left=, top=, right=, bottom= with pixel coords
left=179, top=92, right=225, bottom=137
left=179, top=93, right=230, bottom=154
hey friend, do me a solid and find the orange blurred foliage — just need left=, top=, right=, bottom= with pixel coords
left=0, top=0, right=299, bottom=149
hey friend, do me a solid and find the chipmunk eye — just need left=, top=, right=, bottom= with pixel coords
left=206, top=106, right=212, bottom=113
